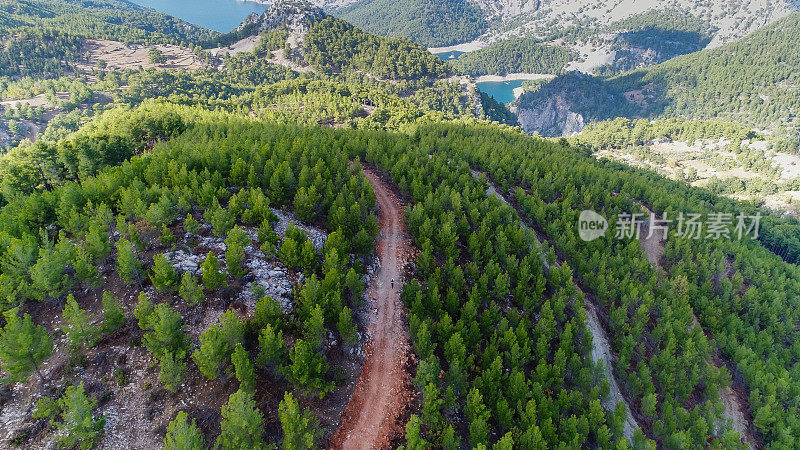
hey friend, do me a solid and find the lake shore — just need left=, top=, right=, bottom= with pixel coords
left=474, top=73, right=556, bottom=83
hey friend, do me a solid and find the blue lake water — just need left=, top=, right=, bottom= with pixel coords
left=476, top=80, right=527, bottom=105
left=434, top=51, right=464, bottom=61
left=130, top=0, right=269, bottom=33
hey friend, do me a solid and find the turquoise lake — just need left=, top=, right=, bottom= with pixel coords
left=475, top=80, right=526, bottom=105
left=434, top=51, right=464, bottom=61
left=130, top=0, right=269, bottom=33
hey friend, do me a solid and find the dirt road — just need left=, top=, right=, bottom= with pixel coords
left=330, top=169, right=412, bottom=450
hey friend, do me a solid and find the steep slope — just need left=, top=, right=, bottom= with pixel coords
left=480, top=0, right=798, bottom=46
left=331, top=0, right=798, bottom=77
left=514, top=13, right=800, bottom=136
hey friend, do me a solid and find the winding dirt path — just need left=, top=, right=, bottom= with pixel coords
left=330, top=169, right=412, bottom=450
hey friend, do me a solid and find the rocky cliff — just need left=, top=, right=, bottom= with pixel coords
left=239, top=0, right=326, bottom=34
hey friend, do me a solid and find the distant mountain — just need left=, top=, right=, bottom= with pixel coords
left=325, top=0, right=799, bottom=77
left=335, top=0, right=487, bottom=47
left=216, top=0, right=451, bottom=80
left=477, top=0, right=797, bottom=46
left=513, top=13, right=800, bottom=137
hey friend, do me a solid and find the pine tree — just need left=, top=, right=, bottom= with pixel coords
left=179, top=272, right=204, bottom=306
left=336, top=306, right=357, bottom=346
left=642, top=392, right=657, bottom=418
left=225, top=227, right=248, bottom=279
left=302, top=304, right=325, bottom=350
left=54, top=382, right=106, bottom=450
left=421, top=383, right=443, bottom=430
left=192, top=310, right=243, bottom=380
left=258, top=324, right=286, bottom=367
left=253, top=295, right=283, bottom=329
left=344, top=268, right=363, bottom=301
left=216, top=389, right=266, bottom=450
left=62, top=294, right=99, bottom=350
left=278, top=237, right=300, bottom=269
left=116, top=238, right=142, bottom=284
left=85, top=219, right=111, bottom=261
left=279, top=391, right=321, bottom=450
left=159, top=224, right=176, bottom=246
left=164, top=411, right=205, bottom=450
left=151, top=253, right=179, bottom=292
left=29, top=234, right=73, bottom=301
left=201, top=252, right=227, bottom=290
left=468, top=416, right=490, bottom=448
left=404, top=415, right=429, bottom=450
left=293, top=186, right=317, bottom=222
left=284, top=339, right=332, bottom=398
left=207, top=200, right=234, bottom=238
left=299, top=240, right=317, bottom=271
left=0, top=308, right=52, bottom=383
left=73, top=246, right=101, bottom=287
left=231, top=343, right=255, bottom=395
left=493, top=432, right=514, bottom=449
left=100, top=291, right=125, bottom=334
left=258, top=220, right=279, bottom=257
left=441, top=424, right=461, bottom=450
left=184, top=213, right=200, bottom=235
left=135, top=295, right=188, bottom=360
left=159, top=350, right=186, bottom=393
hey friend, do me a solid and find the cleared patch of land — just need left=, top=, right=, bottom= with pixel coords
left=81, top=39, right=207, bottom=72
left=209, top=35, right=261, bottom=58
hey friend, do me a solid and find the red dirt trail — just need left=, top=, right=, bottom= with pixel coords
left=329, top=169, right=413, bottom=450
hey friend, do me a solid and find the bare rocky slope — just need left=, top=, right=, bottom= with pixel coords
left=449, top=0, right=798, bottom=47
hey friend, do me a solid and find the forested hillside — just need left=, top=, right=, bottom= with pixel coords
left=515, top=13, right=800, bottom=138
left=0, top=104, right=380, bottom=447
left=3, top=99, right=800, bottom=447
left=607, top=13, right=800, bottom=132
left=0, top=0, right=517, bottom=153
left=303, top=17, right=449, bottom=79
left=335, top=0, right=486, bottom=47
left=0, top=0, right=217, bottom=44
left=454, top=37, right=575, bottom=76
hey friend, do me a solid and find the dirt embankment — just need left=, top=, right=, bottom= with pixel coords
left=640, top=205, right=758, bottom=448
left=638, top=204, right=666, bottom=269
left=329, top=168, right=413, bottom=449
left=472, top=169, right=642, bottom=441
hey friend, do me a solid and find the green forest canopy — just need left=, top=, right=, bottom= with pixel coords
left=454, top=37, right=576, bottom=76
left=336, top=0, right=486, bottom=47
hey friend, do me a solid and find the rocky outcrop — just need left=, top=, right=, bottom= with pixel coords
left=512, top=95, right=585, bottom=137
left=511, top=71, right=622, bottom=136
left=463, top=0, right=797, bottom=48
left=239, top=0, right=325, bottom=34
